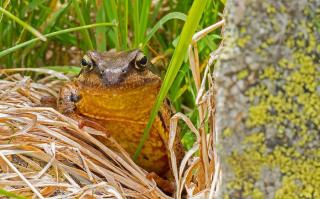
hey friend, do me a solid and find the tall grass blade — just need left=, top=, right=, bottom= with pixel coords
left=0, top=189, right=27, bottom=199
left=103, top=0, right=119, bottom=49
left=0, top=23, right=115, bottom=58
left=118, top=0, right=128, bottom=50
left=0, top=6, right=46, bottom=41
left=72, top=0, right=94, bottom=50
left=96, top=3, right=107, bottom=51
left=43, top=2, right=71, bottom=33
left=143, top=12, right=187, bottom=47
left=138, top=0, right=151, bottom=45
left=0, top=0, right=10, bottom=22
left=132, top=0, right=140, bottom=47
left=133, top=0, right=209, bottom=160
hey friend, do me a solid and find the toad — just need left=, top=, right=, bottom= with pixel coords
left=58, top=49, right=184, bottom=192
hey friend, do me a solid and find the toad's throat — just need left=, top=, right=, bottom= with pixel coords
left=76, top=83, right=159, bottom=122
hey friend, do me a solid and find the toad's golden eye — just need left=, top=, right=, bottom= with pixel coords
left=81, top=59, right=88, bottom=66
left=81, top=55, right=93, bottom=70
left=135, top=52, right=147, bottom=70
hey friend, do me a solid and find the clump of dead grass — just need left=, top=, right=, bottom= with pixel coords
left=0, top=69, right=170, bottom=199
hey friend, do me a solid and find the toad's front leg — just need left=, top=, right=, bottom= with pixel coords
left=58, top=83, right=107, bottom=131
left=58, top=82, right=80, bottom=114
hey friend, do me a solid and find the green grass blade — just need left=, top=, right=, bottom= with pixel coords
left=133, top=0, right=209, bottom=160
left=102, top=0, right=119, bottom=49
left=0, top=189, right=27, bottom=199
left=142, top=12, right=187, bottom=47
left=96, top=4, right=107, bottom=51
left=0, top=0, right=10, bottom=22
left=138, top=0, right=151, bottom=45
left=44, top=66, right=81, bottom=75
left=132, top=0, right=140, bottom=47
left=118, top=0, right=128, bottom=50
left=72, top=0, right=94, bottom=50
left=0, top=23, right=114, bottom=58
left=150, top=0, right=164, bottom=24
left=0, top=6, right=46, bottom=41
left=43, top=2, right=71, bottom=33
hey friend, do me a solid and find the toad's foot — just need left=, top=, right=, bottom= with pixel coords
left=146, top=172, right=175, bottom=194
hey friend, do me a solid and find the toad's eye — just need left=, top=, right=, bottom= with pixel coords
left=135, top=53, right=147, bottom=71
left=81, top=59, right=88, bottom=66
left=139, top=56, right=147, bottom=65
left=81, top=55, right=93, bottom=70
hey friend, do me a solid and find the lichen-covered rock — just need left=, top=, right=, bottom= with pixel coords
left=215, top=0, right=320, bottom=198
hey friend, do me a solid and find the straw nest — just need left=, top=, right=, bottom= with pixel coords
left=0, top=65, right=218, bottom=199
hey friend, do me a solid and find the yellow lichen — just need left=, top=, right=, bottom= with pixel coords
left=221, top=1, right=320, bottom=197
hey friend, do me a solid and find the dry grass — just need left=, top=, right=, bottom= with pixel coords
left=0, top=69, right=169, bottom=198
left=0, top=48, right=219, bottom=199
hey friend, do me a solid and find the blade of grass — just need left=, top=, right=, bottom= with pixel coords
left=0, top=189, right=27, bottom=199
left=132, top=0, right=140, bottom=47
left=72, top=0, right=94, bottom=50
left=142, top=12, right=187, bottom=47
left=96, top=3, right=107, bottom=51
left=150, top=0, right=164, bottom=24
left=0, top=6, right=46, bottom=41
left=0, top=23, right=115, bottom=58
left=44, top=66, right=81, bottom=75
left=118, top=0, right=128, bottom=50
left=133, top=0, right=209, bottom=160
left=0, top=0, right=10, bottom=22
left=138, top=0, right=151, bottom=45
left=102, top=0, right=119, bottom=49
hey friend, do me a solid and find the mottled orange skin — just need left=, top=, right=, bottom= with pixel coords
left=58, top=49, right=184, bottom=178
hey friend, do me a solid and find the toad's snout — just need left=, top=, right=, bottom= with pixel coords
left=101, top=67, right=128, bottom=85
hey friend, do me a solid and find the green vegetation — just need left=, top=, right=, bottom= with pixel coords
left=0, top=189, right=27, bottom=199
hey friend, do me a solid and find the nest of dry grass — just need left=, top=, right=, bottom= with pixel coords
left=0, top=65, right=218, bottom=199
